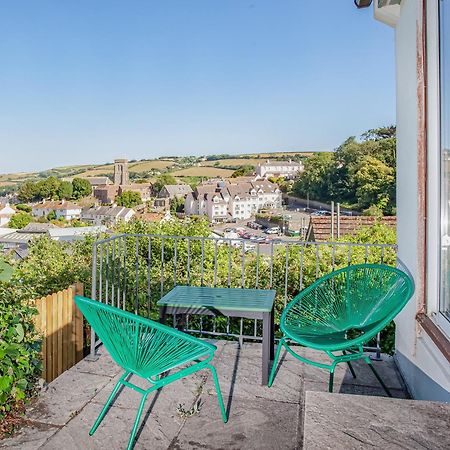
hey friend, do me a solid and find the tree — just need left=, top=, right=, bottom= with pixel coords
left=354, top=156, right=395, bottom=214
left=36, top=176, right=60, bottom=200
left=116, top=191, right=142, bottom=208
left=57, top=180, right=73, bottom=200
left=17, top=181, right=39, bottom=202
left=292, top=152, right=334, bottom=200
left=291, top=126, right=397, bottom=214
left=72, top=178, right=92, bottom=200
left=9, top=212, right=33, bottom=229
left=153, top=174, right=177, bottom=194
left=47, top=210, right=57, bottom=221
left=170, top=196, right=185, bottom=213
left=231, top=165, right=254, bottom=178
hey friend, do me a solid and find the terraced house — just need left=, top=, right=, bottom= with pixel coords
left=31, top=200, right=82, bottom=220
left=185, top=180, right=281, bottom=222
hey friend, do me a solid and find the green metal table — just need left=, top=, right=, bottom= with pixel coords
left=157, top=286, right=276, bottom=385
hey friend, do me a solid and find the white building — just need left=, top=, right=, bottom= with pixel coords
left=81, top=206, right=135, bottom=226
left=185, top=180, right=281, bottom=223
left=32, top=201, right=82, bottom=221
left=255, top=159, right=304, bottom=179
left=370, top=0, right=450, bottom=401
left=47, top=225, right=107, bottom=243
left=0, top=201, right=15, bottom=227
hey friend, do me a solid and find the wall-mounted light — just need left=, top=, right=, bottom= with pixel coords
left=354, top=0, right=373, bottom=8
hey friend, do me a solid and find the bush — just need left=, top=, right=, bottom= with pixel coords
left=0, top=283, right=41, bottom=433
left=9, top=212, right=33, bottom=229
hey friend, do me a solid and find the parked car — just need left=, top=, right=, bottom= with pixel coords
left=265, top=226, right=280, bottom=235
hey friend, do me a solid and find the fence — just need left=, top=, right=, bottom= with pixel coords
left=90, top=234, right=398, bottom=358
left=33, top=283, right=84, bottom=382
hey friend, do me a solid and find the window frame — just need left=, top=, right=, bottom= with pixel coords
left=427, top=0, right=450, bottom=337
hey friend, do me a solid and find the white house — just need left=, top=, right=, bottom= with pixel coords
left=185, top=180, right=282, bottom=223
left=32, top=201, right=82, bottom=220
left=81, top=206, right=135, bottom=226
left=255, top=159, right=304, bottom=179
left=0, top=201, right=15, bottom=227
left=368, top=0, right=450, bottom=401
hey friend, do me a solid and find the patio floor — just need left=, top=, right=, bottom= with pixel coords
left=0, top=340, right=432, bottom=450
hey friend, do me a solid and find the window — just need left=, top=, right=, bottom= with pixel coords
left=440, top=0, right=450, bottom=322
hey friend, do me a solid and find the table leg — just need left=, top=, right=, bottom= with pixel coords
left=270, top=306, right=275, bottom=360
left=159, top=306, right=166, bottom=324
left=262, top=312, right=270, bottom=385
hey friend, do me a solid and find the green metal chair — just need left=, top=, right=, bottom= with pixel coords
left=74, top=296, right=227, bottom=450
left=268, top=263, right=414, bottom=396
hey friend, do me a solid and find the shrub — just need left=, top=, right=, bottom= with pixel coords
left=0, top=283, right=41, bottom=434
left=9, top=212, right=33, bottom=229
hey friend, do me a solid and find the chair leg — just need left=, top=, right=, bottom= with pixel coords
left=127, top=392, right=149, bottom=450
left=342, top=351, right=357, bottom=379
left=268, top=338, right=285, bottom=388
left=328, top=370, right=334, bottom=393
left=208, top=365, right=228, bottom=423
left=366, top=359, right=392, bottom=397
left=90, top=372, right=128, bottom=436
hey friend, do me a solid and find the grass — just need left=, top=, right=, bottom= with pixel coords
left=0, top=259, right=13, bottom=282
left=129, top=160, right=175, bottom=171
left=202, top=158, right=263, bottom=168
left=171, top=167, right=235, bottom=177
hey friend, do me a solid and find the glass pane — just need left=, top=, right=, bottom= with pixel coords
left=440, top=0, right=450, bottom=321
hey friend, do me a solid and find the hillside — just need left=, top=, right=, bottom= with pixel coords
left=0, top=151, right=312, bottom=191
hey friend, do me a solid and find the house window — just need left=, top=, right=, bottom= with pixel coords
left=439, top=0, right=450, bottom=322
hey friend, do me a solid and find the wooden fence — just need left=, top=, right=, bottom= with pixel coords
left=33, top=283, right=84, bottom=382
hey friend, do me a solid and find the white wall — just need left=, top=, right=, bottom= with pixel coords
left=388, top=0, right=450, bottom=401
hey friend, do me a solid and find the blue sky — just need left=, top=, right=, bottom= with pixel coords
left=0, top=1, right=395, bottom=173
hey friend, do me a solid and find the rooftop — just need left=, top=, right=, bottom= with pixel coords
left=307, top=216, right=397, bottom=242
left=6, top=341, right=447, bottom=450
left=32, top=201, right=81, bottom=211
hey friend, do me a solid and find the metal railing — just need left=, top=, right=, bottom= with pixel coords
left=90, top=233, right=397, bottom=358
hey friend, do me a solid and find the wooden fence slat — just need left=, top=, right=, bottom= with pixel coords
left=35, top=284, right=85, bottom=383
left=46, top=294, right=53, bottom=382
left=62, top=290, right=68, bottom=372
left=67, top=286, right=74, bottom=369
left=51, top=293, right=58, bottom=381
left=74, top=283, right=84, bottom=361
left=57, top=291, right=63, bottom=376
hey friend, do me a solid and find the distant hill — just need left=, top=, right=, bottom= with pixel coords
left=0, top=151, right=314, bottom=190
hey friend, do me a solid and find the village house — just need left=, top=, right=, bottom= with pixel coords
left=81, top=205, right=135, bottom=226
left=185, top=180, right=281, bottom=223
left=0, top=201, right=15, bottom=227
left=154, top=184, right=193, bottom=210
left=82, top=176, right=111, bottom=191
left=255, top=159, right=304, bottom=179
left=31, top=200, right=82, bottom=220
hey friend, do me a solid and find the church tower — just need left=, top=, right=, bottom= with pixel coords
left=114, top=159, right=129, bottom=186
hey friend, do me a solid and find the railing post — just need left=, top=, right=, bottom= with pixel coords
left=87, top=242, right=99, bottom=361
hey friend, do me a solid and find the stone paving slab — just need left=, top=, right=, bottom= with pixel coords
left=41, top=401, right=178, bottom=450
left=25, top=370, right=112, bottom=427
left=0, top=423, right=59, bottom=450
left=172, top=395, right=301, bottom=450
left=0, top=341, right=410, bottom=450
left=303, top=391, right=450, bottom=450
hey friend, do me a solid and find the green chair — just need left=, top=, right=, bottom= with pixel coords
left=268, top=263, right=414, bottom=396
left=74, top=296, right=227, bottom=450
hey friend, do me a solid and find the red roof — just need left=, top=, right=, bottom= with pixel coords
left=306, top=216, right=396, bottom=242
